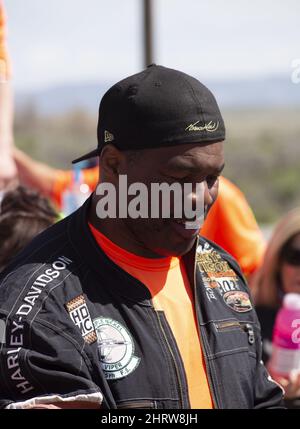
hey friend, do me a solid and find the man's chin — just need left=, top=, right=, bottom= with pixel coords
left=153, top=237, right=198, bottom=258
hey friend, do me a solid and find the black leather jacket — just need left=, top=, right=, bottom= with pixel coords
left=0, top=198, right=284, bottom=409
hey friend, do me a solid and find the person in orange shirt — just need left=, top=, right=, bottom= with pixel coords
left=0, top=0, right=16, bottom=190
left=13, top=147, right=265, bottom=277
left=89, top=222, right=213, bottom=408
left=0, top=66, right=282, bottom=409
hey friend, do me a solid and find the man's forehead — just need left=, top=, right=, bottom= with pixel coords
left=158, top=141, right=224, bottom=168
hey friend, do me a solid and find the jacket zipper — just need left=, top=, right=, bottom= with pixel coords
left=242, top=323, right=255, bottom=345
left=215, top=320, right=255, bottom=345
left=193, top=252, right=219, bottom=409
left=214, top=320, right=241, bottom=331
left=154, top=310, right=185, bottom=409
left=117, top=400, right=156, bottom=409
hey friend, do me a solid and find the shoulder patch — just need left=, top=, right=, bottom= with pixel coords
left=66, top=295, right=97, bottom=344
left=12, top=256, right=73, bottom=320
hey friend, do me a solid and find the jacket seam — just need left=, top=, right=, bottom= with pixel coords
left=199, top=320, right=222, bottom=409
left=145, top=307, right=180, bottom=402
left=84, top=269, right=152, bottom=308
left=29, top=318, right=95, bottom=376
left=207, top=347, right=250, bottom=359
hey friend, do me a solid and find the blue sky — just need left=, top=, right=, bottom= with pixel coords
left=4, top=0, right=300, bottom=90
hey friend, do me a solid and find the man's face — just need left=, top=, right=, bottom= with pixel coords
left=117, top=141, right=225, bottom=257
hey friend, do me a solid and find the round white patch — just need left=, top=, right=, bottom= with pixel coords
left=93, top=317, right=140, bottom=380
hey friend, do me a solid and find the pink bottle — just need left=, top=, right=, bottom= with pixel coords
left=269, top=293, right=300, bottom=377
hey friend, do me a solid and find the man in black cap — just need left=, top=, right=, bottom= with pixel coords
left=0, top=66, right=283, bottom=409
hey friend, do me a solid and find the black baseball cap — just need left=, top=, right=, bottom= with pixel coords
left=72, top=65, right=225, bottom=164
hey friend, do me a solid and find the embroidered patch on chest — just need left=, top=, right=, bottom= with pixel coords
left=223, top=291, right=253, bottom=313
left=93, top=317, right=140, bottom=380
left=196, top=243, right=252, bottom=312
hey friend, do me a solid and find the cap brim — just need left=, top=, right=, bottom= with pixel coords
left=72, top=148, right=100, bottom=164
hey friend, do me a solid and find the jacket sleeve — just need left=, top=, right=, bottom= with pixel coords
left=0, top=314, right=104, bottom=409
left=252, top=311, right=285, bottom=409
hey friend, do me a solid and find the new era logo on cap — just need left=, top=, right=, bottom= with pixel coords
left=104, top=130, right=114, bottom=143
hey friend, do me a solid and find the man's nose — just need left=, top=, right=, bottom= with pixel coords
left=203, top=181, right=214, bottom=207
left=190, top=181, right=214, bottom=209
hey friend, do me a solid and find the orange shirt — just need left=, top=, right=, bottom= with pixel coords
left=89, top=223, right=213, bottom=409
left=0, top=1, right=11, bottom=80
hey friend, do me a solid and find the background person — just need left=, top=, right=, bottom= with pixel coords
left=0, top=186, right=58, bottom=271
left=13, top=147, right=99, bottom=208
left=251, top=207, right=300, bottom=406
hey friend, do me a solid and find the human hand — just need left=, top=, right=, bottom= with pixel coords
left=276, top=370, right=300, bottom=399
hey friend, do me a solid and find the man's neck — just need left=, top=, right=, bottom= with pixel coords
left=88, top=194, right=165, bottom=259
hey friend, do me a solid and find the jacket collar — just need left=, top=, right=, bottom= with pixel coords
left=67, top=196, right=153, bottom=305
left=67, top=195, right=199, bottom=305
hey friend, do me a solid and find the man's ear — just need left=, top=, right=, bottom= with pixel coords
left=99, top=144, right=124, bottom=183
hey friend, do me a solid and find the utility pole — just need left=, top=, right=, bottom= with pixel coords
left=143, top=0, right=154, bottom=67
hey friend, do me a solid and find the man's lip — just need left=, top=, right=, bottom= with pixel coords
left=172, top=218, right=203, bottom=227
left=169, top=219, right=201, bottom=240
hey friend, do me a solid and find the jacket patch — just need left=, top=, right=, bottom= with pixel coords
left=223, top=291, right=253, bottom=313
left=93, top=317, right=140, bottom=380
left=65, top=295, right=97, bottom=344
left=14, top=256, right=73, bottom=320
left=196, top=243, right=246, bottom=307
